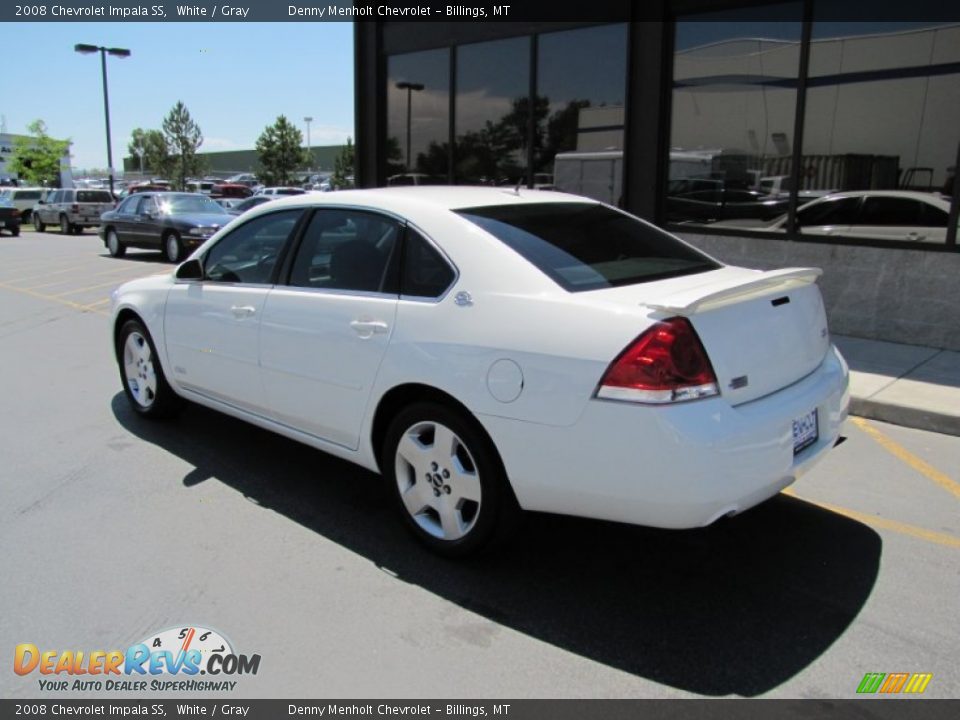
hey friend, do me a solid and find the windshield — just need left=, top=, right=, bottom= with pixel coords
left=456, top=202, right=719, bottom=292
left=159, top=195, right=227, bottom=215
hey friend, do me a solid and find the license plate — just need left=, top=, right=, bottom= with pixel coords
left=793, top=408, right=819, bottom=455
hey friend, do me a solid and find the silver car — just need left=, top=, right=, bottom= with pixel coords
left=32, top=188, right=116, bottom=234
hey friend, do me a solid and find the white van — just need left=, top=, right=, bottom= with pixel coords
left=0, top=187, right=46, bottom=222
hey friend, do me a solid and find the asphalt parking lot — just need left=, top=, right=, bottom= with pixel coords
left=2, top=228, right=959, bottom=699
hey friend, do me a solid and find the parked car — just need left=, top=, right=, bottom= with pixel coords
left=210, top=183, right=254, bottom=199
left=759, top=191, right=954, bottom=243
left=109, top=187, right=849, bottom=556
left=185, top=180, right=216, bottom=195
left=255, top=186, right=306, bottom=197
left=0, top=187, right=45, bottom=223
left=226, top=195, right=277, bottom=215
left=32, top=188, right=115, bottom=234
left=226, top=173, right=258, bottom=187
left=99, top=192, right=232, bottom=262
left=0, top=196, right=21, bottom=236
left=666, top=187, right=790, bottom=223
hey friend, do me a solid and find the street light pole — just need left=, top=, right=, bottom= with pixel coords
left=304, top=116, right=313, bottom=173
left=395, top=81, right=424, bottom=172
left=75, top=43, right=130, bottom=196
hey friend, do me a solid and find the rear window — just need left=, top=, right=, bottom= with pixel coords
left=77, top=191, right=113, bottom=203
left=456, top=202, right=719, bottom=292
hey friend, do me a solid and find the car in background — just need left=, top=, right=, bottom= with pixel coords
left=32, top=188, right=115, bottom=234
left=185, top=180, right=216, bottom=195
left=755, top=191, right=954, bottom=243
left=0, top=196, right=21, bottom=236
left=226, top=195, right=277, bottom=215
left=226, top=173, right=258, bottom=187
left=256, top=186, right=306, bottom=197
left=211, top=183, right=254, bottom=199
left=109, top=187, right=849, bottom=557
left=99, top=191, right=232, bottom=262
left=666, top=187, right=790, bottom=224
left=0, top=187, right=45, bottom=223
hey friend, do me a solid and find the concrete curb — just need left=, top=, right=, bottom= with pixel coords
left=850, top=397, right=960, bottom=438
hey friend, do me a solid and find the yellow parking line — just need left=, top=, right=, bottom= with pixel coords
left=0, top=280, right=109, bottom=316
left=2, top=262, right=107, bottom=286
left=782, top=488, right=960, bottom=549
left=52, top=279, right=127, bottom=297
left=850, top=417, right=960, bottom=502
left=19, top=262, right=144, bottom=287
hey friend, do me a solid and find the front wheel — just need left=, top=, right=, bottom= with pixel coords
left=116, top=319, right=182, bottom=419
left=163, top=231, right=183, bottom=263
left=106, top=228, right=126, bottom=258
left=382, top=402, right=521, bottom=557
left=34, top=215, right=46, bottom=232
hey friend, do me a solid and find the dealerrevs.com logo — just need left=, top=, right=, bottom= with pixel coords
left=13, top=626, right=261, bottom=692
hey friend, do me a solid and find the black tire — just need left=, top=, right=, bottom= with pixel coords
left=115, top=319, right=182, bottom=419
left=163, top=231, right=183, bottom=263
left=105, top=228, right=126, bottom=258
left=12, top=226, right=20, bottom=237
left=34, top=215, right=46, bottom=232
left=382, top=402, right=522, bottom=557
left=72, top=225, right=83, bottom=235
left=60, top=215, right=71, bottom=235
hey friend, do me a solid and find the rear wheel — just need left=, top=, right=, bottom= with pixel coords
left=60, top=215, right=71, bottom=235
left=106, top=228, right=126, bottom=258
left=33, top=215, right=46, bottom=232
left=382, top=402, right=521, bottom=557
left=163, top=231, right=183, bottom=263
left=116, top=319, right=181, bottom=419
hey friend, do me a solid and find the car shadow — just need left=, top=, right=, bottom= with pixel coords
left=111, top=394, right=881, bottom=697
left=98, top=251, right=170, bottom=264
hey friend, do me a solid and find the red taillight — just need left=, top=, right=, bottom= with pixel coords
left=597, top=317, right=719, bottom=404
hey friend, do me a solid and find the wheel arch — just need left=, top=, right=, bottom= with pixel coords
left=113, top=308, right=146, bottom=360
left=371, top=383, right=505, bottom=478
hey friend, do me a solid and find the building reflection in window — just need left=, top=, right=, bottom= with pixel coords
left=800, top=12, right=960, bottom=244
left=386, top=48, right=450, bottom=186
left=455, top=37, right=530, bottom=185
left=538, top=23, right=627, bottom=205
left=668, top=4, right=802, bottom=228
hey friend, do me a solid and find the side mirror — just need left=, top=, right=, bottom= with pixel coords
left=175, top=258, right=203, bottom=281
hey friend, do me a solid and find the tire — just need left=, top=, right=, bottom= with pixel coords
left=382, top=402, right=522, bottom=557
left=12, top=226, right=20, bottom=237
left=116, top=319, right=181, bottom=419
left=34, top=215, right=46, bottom=232
left=60, top=215, right=71, bottom=235
left=106, top=228, right=126, bottom=258
left=163, top=231, right=183, bottom=263
left=72, top=225, right=83, bottom=235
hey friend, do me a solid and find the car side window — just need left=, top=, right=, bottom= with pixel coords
left=401, top=228, right=455, bottom=298
left=798, top=196, right=860, bottom=226
left=287, top=209, right=399, bottom=293
left=137, top=197, right=157, bottom=216
left=858, top=197, right=922, bottom=226
left=48, top=191, right=61, bottom=204
left=204, top=209, right=302, bottom=284
left=918, top=202, right=948, bottom=227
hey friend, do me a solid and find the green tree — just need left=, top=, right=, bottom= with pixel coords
left=255, top=115, right=308, bottom=186
left=9, top=120, right=70, bottom=187
left=140, top=129, right=173, bottom=179
left=331, top=137, right=355, bottom=189
left=162, top=101, right=203, bottom=189
left=127, top=128, right=148, bottom=176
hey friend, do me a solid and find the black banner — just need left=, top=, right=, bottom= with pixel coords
left=2, top=700, right=960, bottom=720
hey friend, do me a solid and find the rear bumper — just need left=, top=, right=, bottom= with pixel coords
left=481, top=344, right=850, bottom=529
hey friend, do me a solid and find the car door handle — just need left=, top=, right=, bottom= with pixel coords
left=906, top=232, right=926, bottom=241
left=350, top=319, right=389, bottom=337
left=230, top=305, right=257, bottom=318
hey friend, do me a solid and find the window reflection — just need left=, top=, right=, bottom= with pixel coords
left=538, top=24, right=627, bottom=205
left=455, top=37, right=530, bottom=185
left=387, top=48, right=450, bottom=184
left=800, top=13, right=960, bottom=243
left=669, top=5, right=802, bottom=228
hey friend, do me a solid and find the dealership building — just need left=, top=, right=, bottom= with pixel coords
left=353, top=2, right=960, bottom=350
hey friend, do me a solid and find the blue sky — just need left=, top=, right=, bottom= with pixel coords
left=5, top=22, right=355, bottom=172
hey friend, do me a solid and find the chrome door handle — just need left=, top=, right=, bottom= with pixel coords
left=350, top=319, right=389, bottom=337
left=231, top=305, right=256, bottom=318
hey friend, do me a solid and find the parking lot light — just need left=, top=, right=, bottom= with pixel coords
left=74, top=43, right=131, bottom=196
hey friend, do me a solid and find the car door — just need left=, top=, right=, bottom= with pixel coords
left=163, top=208, right=304, bottom=416
left=796, top=195, right=860, bottom=238
left=113, top=195, right=146, bottom=245
left=38, top=190, right=59, bottom=224
left=259, top=208, right=401, bottom=448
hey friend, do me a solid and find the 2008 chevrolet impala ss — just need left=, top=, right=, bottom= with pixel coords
left=110, top=187, right=850, bottom=556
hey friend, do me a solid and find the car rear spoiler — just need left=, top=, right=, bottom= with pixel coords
left=644, top=267, right=823, bottom=315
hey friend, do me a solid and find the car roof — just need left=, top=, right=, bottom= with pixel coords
left=812, top=190, right=950, bottom=208
left=265, top=186, right=598, bottom=213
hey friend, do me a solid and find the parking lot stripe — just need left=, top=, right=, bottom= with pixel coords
left=782, top=488, right=960, bottom=549
left=4, top=263, right=108, bottom=286
left=851, top=417, right=960, bottom=502
left=52, top=279, right=130, bottom=298
left=20, top=263, right=146, bottom=289
left=0, top=280, right=109, bottom=316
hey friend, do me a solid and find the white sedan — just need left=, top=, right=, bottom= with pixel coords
left=110, top=187, right=849, bottom=556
